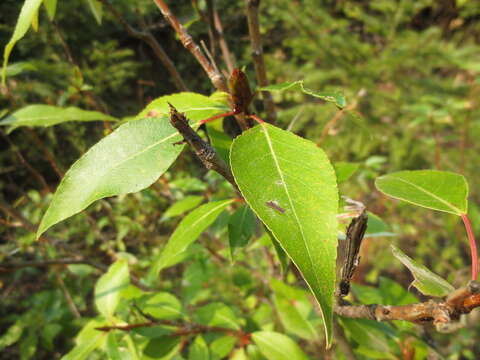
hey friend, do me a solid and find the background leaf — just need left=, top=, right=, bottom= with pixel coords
left=0, top=105, right=117, bottom=133
left=252, top=331, right=309, bottom=360
left=2, top=0, right=43, bottom=85
left=231, top=123, right=338, bottom=345
left=94, top=259, right=130, bottom=319
left=148, top=199, right=234, bottom=281
left=228, top=204, right=256, bottom=260
left=258, top=81, right=345, bottom=108
left=391, top=245, right=454, bottom=297
left=86, top=0, right=103, bottom=24
left=43, top=0, right=57, bottom=20
left=375, top=170, right=468, bottom=215
left=62, top=318, right=107, bottom=360
left=37, top=93, right=226, bottom=238
left=161, top=195, right=204, bottom=220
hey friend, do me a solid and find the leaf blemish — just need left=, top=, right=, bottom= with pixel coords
left=265, top=200, right=285, bottom=214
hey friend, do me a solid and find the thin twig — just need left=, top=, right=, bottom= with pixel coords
left=213, top=9, right=236, bottom=74
left=2, top=131, right=51, bottom=193
left=99, top=0, right=188, bottom=92
left=153, top=0, right=227, bottom=92
left=55, top=273, right=81, bottom=318
left=245, top=0, right=276, bottom=124
left=168, top=105, right=238, bottom=190
left=335, top=281, right=480, bottom=331
left=25, top=128, right=64, bottom=178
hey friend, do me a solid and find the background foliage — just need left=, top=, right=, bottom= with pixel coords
left=1, top=0, right=480, bottom=358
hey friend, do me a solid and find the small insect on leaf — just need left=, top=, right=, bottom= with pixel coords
left=229, top=69, right=254, bottom=114
left=265, top=200, right=285, bottom=214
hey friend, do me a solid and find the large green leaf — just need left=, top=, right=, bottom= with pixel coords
left=391, top=245, right=454, bottom=297
left=0, top=105, right=117, bottom=133
left=148, top=199, right=234, bottom=281
left=258, top=81, right=345, bottom=109
left=94, top=259, right=130, bottom=319
left=2, top=0, right=43, bottom=85
left=375, top=170, right=468, bottom=215
left=252, top=331, right=309, bottom=360
left=37, top=93, right=228, bottom=238
left=230, top=123, right=338, bottom=345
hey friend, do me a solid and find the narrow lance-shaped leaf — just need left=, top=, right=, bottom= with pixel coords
left=37, top=93, right=228, bottom=238
left=0, top=105, right=117, bottom=134
left=43, top=0, right=58, bottom=20
left=391, top=245, right=454, bottom=297
left=2, top=0, right=44, bottom=85
left=258, top=80, right=346, bottom=109
left=94, top=259, right=130, bottom=319
left=375, top=170, right=468, bottom=215
left=148, top=199, right=234, bottom=282
left=230, top=123, right=338, bottom=345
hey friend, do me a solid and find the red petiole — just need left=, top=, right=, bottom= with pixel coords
left=461, top=213, right=478, bottom=280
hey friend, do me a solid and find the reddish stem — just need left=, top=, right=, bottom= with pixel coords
left=199, top=111, right=235, bottom=124
left=461, top=213, right=478, bottom=280
left=247, top=113, right=265, bottom=124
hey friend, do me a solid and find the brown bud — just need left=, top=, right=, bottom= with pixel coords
left=229, top=69, right=253, bottom=114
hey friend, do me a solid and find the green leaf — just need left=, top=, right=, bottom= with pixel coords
left=258, top=81, right=345, bottom=109
left=210, top=336, right=237, bottom=359
left=94, top=259, right=130, bottom=319
left=37, top=92, right=226, bottom=238
left=0, top=319, right=24, bottom=350
left=391, top=245, right=454, bottom=297
left=194, top=302, right=240, bottom=330
left=86, top=0, right=103, bottom=24
left=137, top=92, right=229, bottom=121
left=106, top=333, right=122, bottom=360
left=271, top=279, right=319, bottom=340
left=333, top=162, right=360, bottom=184
left=2, top=0, right=44, bottom=85
left=142, top=337, right=181, bottom=360
left=339, top=318, right=398, bottom=358
left=0, top=61, right=37, bottom=77
left=137, top=292, right=183, bottom=319
left=228, top=205, right=256, bottom=260
left=62, top=318, right=107, bottom=360
left=252, top=331, right=309, bottom=360
left=43, top=0, right=58, bottom=20
left=0, top=105, right=117, bottom=133
left=188, top=336, right=209, bottom=360
left=230, top=123, right=338, bottom=345
left=375, top=170, right=468, bottom=215
left=162, top=195, right=204, bottom=220
left=365, top=212, right=395, bottom=238
left=148, top=199, right=234, bottom=280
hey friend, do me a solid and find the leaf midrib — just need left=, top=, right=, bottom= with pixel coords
left=388, top=176, right=463, bottom=214
left=261, top=124, right=321, bottom=290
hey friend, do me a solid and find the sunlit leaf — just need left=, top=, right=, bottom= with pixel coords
left=62, top=318, right=107, bottom=360
left=252, top=331, right=309, bottom=360
left=333, top=162, right=360, bottom=184
left=258, top=80, right=345, bottom=108
left=2, top=0, right=44, bottom=85
left=375, top=170, right=468, bottom=215
left=0, top=105, right=117, bottom=133
left=188, top=336, right=209, bottom=360
left=161, top=195, right=204, bottom=220
left=137, top=292, right=183, bottom=320
left=94, top=259, right=130, bottom=319
left=231, top=123, right=338, bottom=345
left=391, top=245, right=454, bottom=297
left=148, top=199, right=234, bottom=281
left=194, top=302, right=240, bottom=330
left=37, top=93, right=227, bottom=238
